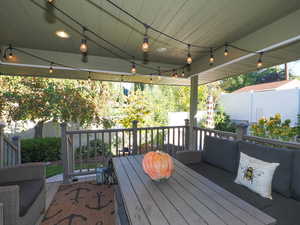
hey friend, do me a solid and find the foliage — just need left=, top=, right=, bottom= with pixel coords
left=297, top=114, right=300, bottom=137
left=0, top=76, right=111, bottom=136
left=214, top=107, right=236, bottom=132
left=76, top=139, right=110, bottom=159
left=251, top=113, right=297, bottom=141
left=118, top=90, right=151, bottom=128
left=21, top=137, right=61, bottom=163
left=221, top=67, right=287, bottom=93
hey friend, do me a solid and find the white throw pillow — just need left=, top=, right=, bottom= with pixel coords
left=235, top=152, right=279, bottom=199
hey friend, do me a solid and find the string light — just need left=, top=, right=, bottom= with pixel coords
left=49, top=62, right=54, bottom=73
left=6, top=44, right=13, bottom=60
left=224, top=43, right=229, bottom=56
left=88, top=72, right=92, bottom=82
left=257, top=52, right=263, bottom=68
left=209, top=48, right=214, bottom=65
left=142, top=25, right=149, bottom=52
left=131, top=61, right=136, bottom=74
left=80, top=28, right=88, bottom=54
left=186, top=44, right=192, bottom=64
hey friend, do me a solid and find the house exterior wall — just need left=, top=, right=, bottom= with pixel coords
left=220, top=88, right=300, bottom=126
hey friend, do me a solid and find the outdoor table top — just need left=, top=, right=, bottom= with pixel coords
left=113, top=155, right=276, bottom=225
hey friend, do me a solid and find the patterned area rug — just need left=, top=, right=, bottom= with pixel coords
left=41, top=181, right=115, bottom=225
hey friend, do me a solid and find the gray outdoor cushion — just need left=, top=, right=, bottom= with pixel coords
left=202, top=136, right=238, bottom=173
left=189, top=162, right=300, bottom=225
left=238, top=141, right=294, bottom=198
left=0, top=179, right=44, bottom=217
left=188, top=162, right=273, bottom=210
left=291, top=150, right=300, bottom=200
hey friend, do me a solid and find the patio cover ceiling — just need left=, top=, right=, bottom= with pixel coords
left=1, top=0, right=300, bottom=86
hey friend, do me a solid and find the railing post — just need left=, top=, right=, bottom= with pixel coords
left=12, top=136, right=21, bottom=165
left=0, top=123, right=5, bottom=168
left=132, top=120, right=138, bottom=155
left=184, top=119, right=190, bottom=150
left=61, top=122, right=69, bottom=184
left=236, top=123, right=248, bottom=140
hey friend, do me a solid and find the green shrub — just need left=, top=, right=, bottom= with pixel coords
left=21, top=137, right=61, bottom=163
left=214, top=110, right=236, bottom=132
left=76, top=139, right=110, bottom=159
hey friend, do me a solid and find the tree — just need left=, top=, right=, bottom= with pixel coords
left=221, top=67, right=287, bottom=93
left=0, top=76, right=110, bottom=137
left=118, top=90, right=151, bottom=128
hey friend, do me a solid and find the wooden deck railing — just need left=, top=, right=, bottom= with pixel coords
left=194, top=126, right=300, bottom=151
left=61, top=121, right=300, bottom=184
left=61, top=120, right=189, bottom=183
left=0, top=123, right=21, bottom=168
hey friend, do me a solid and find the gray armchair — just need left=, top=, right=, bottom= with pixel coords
left=0, top=163, right=46, bottom=225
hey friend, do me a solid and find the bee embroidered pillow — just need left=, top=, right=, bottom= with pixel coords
left=235, top=152, right=279, bottom=199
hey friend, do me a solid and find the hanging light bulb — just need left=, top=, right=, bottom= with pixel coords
left=150, top=76, right=153, bottom=84
left=209, top=48, right=214, bottom=65
left=131, top=61, right=136, bottom=74
left=181, top=68, right=185, bottom=77
left=80, top=39, right=88, bottom=53
left=142, top=25, right=149, bottom=52
left=186, top=44, right=192, bottom=64
left=88, top=72, right=92, bottom=82
left=224, top=43, right=229, bottom=56
left=6, top=44, right=13, bottom=60
left=257, top=52, right=263, bottom=68
left=49, top=62, right=53, bottom=74
left=80, top=28, right=88, bottom=53
left=48, top=0, right=55, bottom=3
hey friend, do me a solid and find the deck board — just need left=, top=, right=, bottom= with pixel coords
left=113, top=155, right=276, bottom=225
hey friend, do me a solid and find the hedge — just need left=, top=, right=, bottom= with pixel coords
left=21, top=137, right=61, bottom=163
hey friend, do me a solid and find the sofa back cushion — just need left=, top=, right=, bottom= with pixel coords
left=203, top=136, right=239, bottom=174
left=238, top=141, right=294, bottom=197
left=291, top=150, right=300, bottom=200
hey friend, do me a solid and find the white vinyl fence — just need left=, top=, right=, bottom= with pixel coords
left=220, top=88, right=300, bottom=126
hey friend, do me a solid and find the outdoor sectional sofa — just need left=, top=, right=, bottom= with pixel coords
left=0, top=163, right=46, bottom=225
left=177, top=136, right=300, bottom=225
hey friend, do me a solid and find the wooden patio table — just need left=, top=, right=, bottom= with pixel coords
left=113, top=155, right=276, bottom=225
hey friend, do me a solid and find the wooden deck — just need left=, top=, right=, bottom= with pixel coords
left=113, top=155, right=276, bottom=225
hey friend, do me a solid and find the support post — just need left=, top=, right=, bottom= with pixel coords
left=61, top=122, right=69, bottom=184
left=132, top=120, right=138, bottom=155
left=236, top=123, right=248, bottom=140
left=189, top=75, right=198, bottom=151
left=184, top=119, right=190, bottom=150
left=0, top=123, right=5, bottom=168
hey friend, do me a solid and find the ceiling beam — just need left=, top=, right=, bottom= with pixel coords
left=0, top=61, right=190, bottom=86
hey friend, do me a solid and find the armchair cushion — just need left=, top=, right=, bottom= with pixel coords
left=0, top=179, right=44, bottom=217
left=0, top=163, right=46, bottom=183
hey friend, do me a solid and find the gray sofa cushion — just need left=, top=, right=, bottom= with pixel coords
left=203, top=136, right=238, bottom=173
left=0, top=179, right=44, bottom=217
left=291, top=150, right=300, bottom=200
left=238, top=141, right=294, bottom=197
left=189, top=162, right=300, bottom=225
left=188, top=162, right=273, bottom=210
